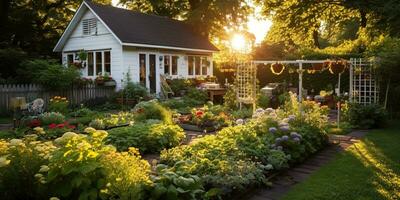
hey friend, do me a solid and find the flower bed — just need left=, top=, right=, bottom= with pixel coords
left=160, top=93, right=329, bottom=198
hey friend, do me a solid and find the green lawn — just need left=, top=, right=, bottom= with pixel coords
left=282, top=121, right=400, bottom=200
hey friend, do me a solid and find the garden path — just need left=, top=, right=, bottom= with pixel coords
left=239, top=130, right=368, bottom=200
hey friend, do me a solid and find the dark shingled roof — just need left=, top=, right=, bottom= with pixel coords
left=85, top=1, right=218, bottom=51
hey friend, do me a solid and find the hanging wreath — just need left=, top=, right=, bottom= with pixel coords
left=329, top=60, right=347, bottom=74
left=270, top=63, right=285, bottom=75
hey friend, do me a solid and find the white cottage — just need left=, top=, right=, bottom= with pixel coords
left=54, top=0, right=218, bottom=94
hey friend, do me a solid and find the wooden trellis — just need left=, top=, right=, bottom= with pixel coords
left=236, top=62, right=257, bottom=110
left=349, top=58, right=379, bottom=105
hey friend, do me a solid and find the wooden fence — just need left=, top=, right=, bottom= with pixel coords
left=0, top=84, right=116, bottom=111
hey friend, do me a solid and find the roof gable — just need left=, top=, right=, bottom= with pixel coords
left=54, top=1, right=218, bottom=52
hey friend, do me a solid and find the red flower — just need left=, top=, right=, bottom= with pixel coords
left=48, top=123, right=57, bottom=129
left=68, top=125, right=76, bottom=129
left=29, top=119, right=41, bottom=128
left=56, top=123, right=65, bottom=128
left=195, top=110, right=204, bottom=118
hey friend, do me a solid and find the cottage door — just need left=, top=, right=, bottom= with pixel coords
left=149, top=54, right=156, bottom=93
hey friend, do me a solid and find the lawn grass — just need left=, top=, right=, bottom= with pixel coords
left=282, top=121, right=400, bottom=200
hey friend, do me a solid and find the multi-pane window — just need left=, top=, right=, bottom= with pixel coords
left=66, top=54, right=74, bottom=66
left=188, top=56, right=194, bottom=75
left=96, top=52, right=102, bottom=75
left=171, top=56, right=178, bottom=75
left=87, top=52, right=94, bottom=76
left=164, top=56, right=170, bottom=75
left=85, top=51, right=111, bottom=76
left=195, top=57, right=201, bottom=75
left=188, top=55, right=210, bottom=76
left=82, top=18, right=97, bottom=35
left=201, top=57, right=208, bottom=75
left=104, top=51, right=111, bottom=74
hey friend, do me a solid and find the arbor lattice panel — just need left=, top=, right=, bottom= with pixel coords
left=350, top=58, right=379, bottom=105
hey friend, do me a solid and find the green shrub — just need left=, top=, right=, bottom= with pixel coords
left=223, top=86, right=238, bottom=110
left=346, top=103, right=388, bottom=129
left=149, top=163, right=205, bottom=200
left=20, top=59, right=80, bottom=90
left=134, top=101, right=173, bottom=124
left=89, top=112, right=136, bottom=129
left=257, top=94, right=270, bottom=109
left=0, top=137, right=56, bottom=200
left=231, top=107, right=253, bottom=119
left=168, top=79, right=192, bottom=96
left=122, top=82, right=148, bottom=100
left=48, top=96, right=69, bottom=114
left=38, top=112, right=65, bottom=125
left=106, top=122, right=185, bottom=153
left=183, top=88, right=208, bottom=104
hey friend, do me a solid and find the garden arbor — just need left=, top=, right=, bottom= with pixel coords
left=236, top=58, right=379, bottom=108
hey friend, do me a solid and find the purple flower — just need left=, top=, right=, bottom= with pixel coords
left=279, top=126, right=290, bottom=132
left=282, top=135, right=289, bottom=141
left=265, top=108, right=274, bottom=113
left=290, top=132, right=299, bottom=137
left=269, top=127, right=277, bottom=134
left=293, top=137, right=301, bottom=143
left=279, top=122, right=289, bottom=127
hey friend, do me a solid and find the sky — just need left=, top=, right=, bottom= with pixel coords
left=111, top=0, right=271, bottom=43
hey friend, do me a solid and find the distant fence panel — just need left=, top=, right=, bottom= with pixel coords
left=0, top=84, right=116, bottom=111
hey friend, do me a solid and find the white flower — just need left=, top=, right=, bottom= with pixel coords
left=9, top=139, right=23, bottom=146
left=39, top=165, right=50, bottom=173
left=236, top=119, right=244, bottom=125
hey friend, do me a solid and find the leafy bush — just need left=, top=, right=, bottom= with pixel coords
left=134, top=100, right=174, bottom=124
left=231, top=107, right=253, bottom=119
left=38, top=112, right=66, bottom=125
left=345, top=103, right=388, bottom=129
left=89, top=112, right=136, bottom=129
left=168, top=79, right=192, bottom=96
left=149, top=162, right=205, bottom=200
left=20, top=59, right=80, bottom=90
left=0, top=136, right=56, bottom=200
left=0, top=129, right=153, bottom=200
left=183, top=88, right=208, bottom=105
left=122, top=82, right=148, bottom=100
left=48, top=96, right=69, bottom=114
left=106, top=122, right=185, bottom=153
left=257, top=94, right=270, bottom=109
left=223, top=86, right=238, bottom=110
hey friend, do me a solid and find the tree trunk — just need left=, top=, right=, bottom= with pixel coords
left=360, top=9, right=367, bottom=28
left=312, top=30, right=320, bottom=49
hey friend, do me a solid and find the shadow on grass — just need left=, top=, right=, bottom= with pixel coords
left=282, top=121, right=400, bottom=200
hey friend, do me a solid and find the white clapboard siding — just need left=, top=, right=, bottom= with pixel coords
left=0, top=84, right=115, bottom=111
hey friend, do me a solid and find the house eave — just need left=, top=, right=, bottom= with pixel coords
left=122, top=42, right=218, bottom=53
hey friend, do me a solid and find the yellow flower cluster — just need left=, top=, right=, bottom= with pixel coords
left=50, top=96, right=68, bottom=103
left=34, top=127, right=46, bottom=135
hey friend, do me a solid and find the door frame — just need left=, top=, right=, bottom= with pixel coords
left=138, top=52, right=161, bottom=94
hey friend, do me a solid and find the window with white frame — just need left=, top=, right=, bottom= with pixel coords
left=82, top=18, right=97, bottom=35
left=188, top=55, right=210, bottom=76
left=86, top=50, right=111, bottom=77
left=164, top=55, right=170, bottom=75
left=172, top=56, right=178, bottom=75
left=66, top=54, right=74, bottom=66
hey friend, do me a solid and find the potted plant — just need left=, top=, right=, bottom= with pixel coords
left=103, top=73, right=116, bottom=86
left=271, top=63, right=285, bottom=75
left=329, top=60, right=347, bottom=74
